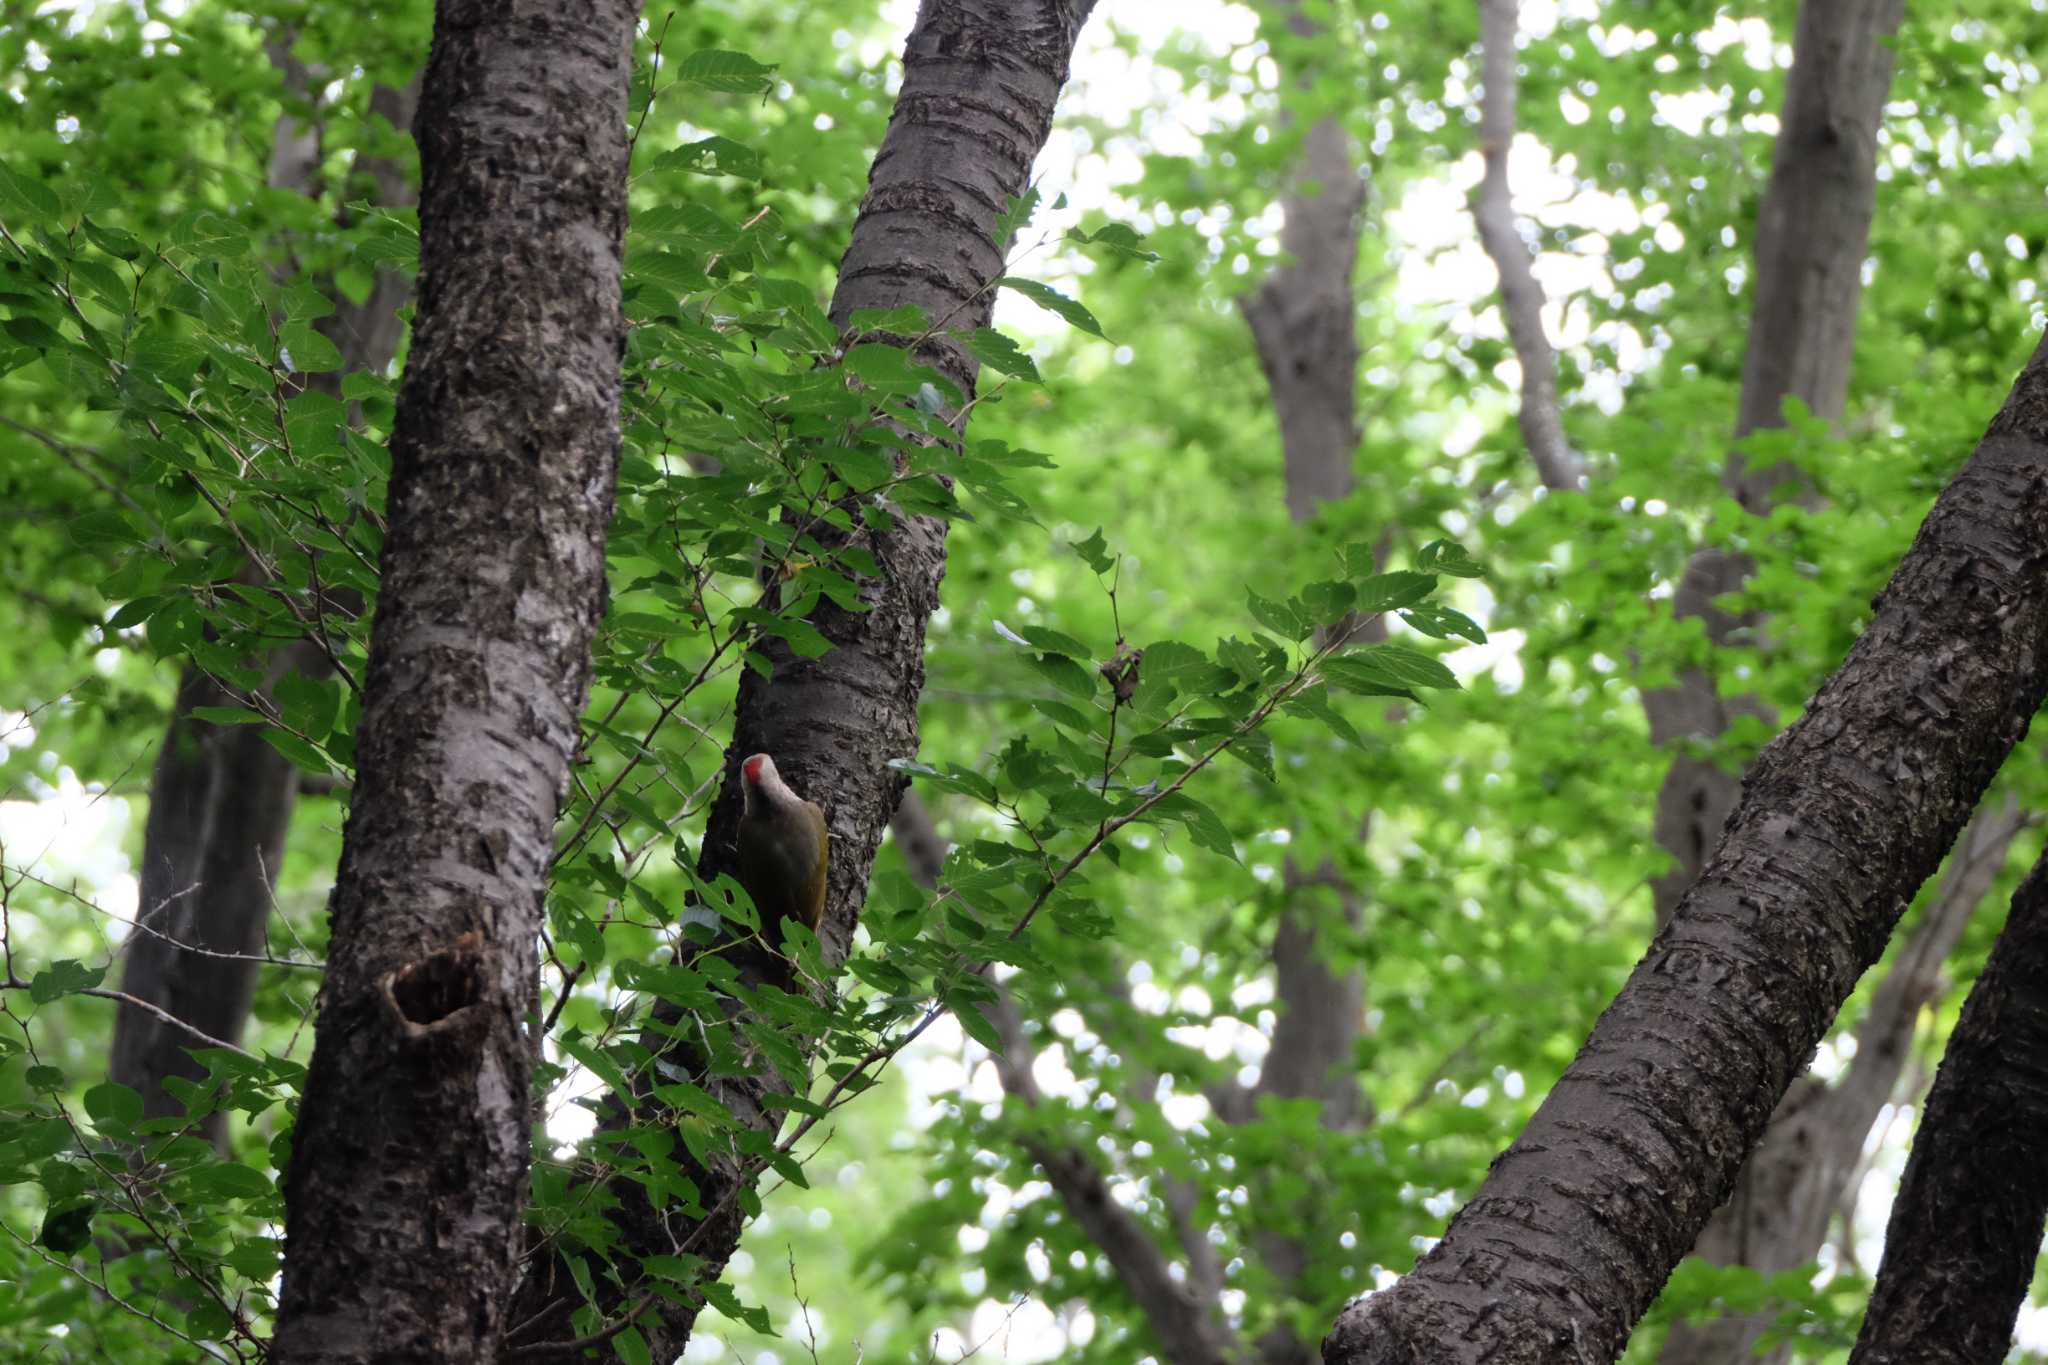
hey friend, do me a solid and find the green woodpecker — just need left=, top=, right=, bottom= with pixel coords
left=736, top=753, right=829, bottom=957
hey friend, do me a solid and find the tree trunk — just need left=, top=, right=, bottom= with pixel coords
left=109, top=74, right=417, bottom=1150
left=1644, top=0, right=1905, bottom=926
left=1322, top=327, right=2048, bottom=1365
left=269, top=4, right=636, bottom=1361
left=1237, top=26, right=1375, bottom=1355
left=1846, top=849, right=2048, bottom=1365
left=1664, top=800, right=2023, bottom=1362
left=499, top=4, right=1095, bottom=1360
left=1643, top=2, right=1916, bottom=1358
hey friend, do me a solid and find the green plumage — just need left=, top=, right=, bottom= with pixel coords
left=736, top=754, right=829, bottom=956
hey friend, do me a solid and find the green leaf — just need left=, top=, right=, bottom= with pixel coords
left=262, top=728, right=333, bottom=776
left=1354, top=571, right=1437, bottom=613
left=185, top=1161, right=274, bottom=1200
left=187, top=705, right=267, bottom=727
left=1150, top=792, right=1239, bottom=862
left=1401, top=603, right=1487, bottom=644
left=38, top=1202, right=94, bottom=1254
left=675, top=49, right=777, bottom=94
left=1064, top=221, right=1160, bottom=262
left=105, top=596, right=166, bottom=630
left=1247, top=591, right=1311, bottom=641
left=81, top=217, right=144, bottom=260
left=966, top=327, right=1041, bottom=382
left=29, top=960, right=105, bottom=1004
left=1325, top=643, right=1460, bottom=695
left=83, top=1082, right=143, bottom=1131
left=951, top=997, right=1004, bottom=1051
left=655, top=136, right=763, bottom=180
left=1026, top=652, right=1098, bottom=700
left=1068, top=527, right=1114, bottom=575
left=997, top=276, right=1108, bottom=340
left=0, top=165, right=62, bottom=221
left=280, top=321, right=344, bottom=373
left=994, top=188, right=1042, bottom=249
left=1416, top=539, right=1484, bottom=578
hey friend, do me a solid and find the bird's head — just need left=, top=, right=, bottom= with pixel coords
left=740, top=753, right=790, bottom=813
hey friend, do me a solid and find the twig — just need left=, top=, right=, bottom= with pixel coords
left=0, top=977, right=260, bottom=1060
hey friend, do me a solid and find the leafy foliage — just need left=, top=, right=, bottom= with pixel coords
left=0, top=0, right=2045, bottom=1362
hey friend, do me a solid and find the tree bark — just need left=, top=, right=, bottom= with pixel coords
left=269, top=4, right=635, bottom=1362
left=109, top=74, right=418, bottom=1150
left=1640, top=3, right=1916, bottom=1357
left=1322, top=327, right=2048, bottom=1365
left=1847, top=848, right=2048, bottom=1365
left=500, top=4, right=1095, bottom=1360
left=1663, top=799, right=2024, bottom=1363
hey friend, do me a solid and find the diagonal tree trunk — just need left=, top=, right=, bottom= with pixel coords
left=1469, top=4, right=1963, bottom=1354
left=109, top=70, right=417, bottom=1150
left=1664, top=798, right=2024, bottom=1362
left=1323, top=326, right=2048, bottom=1364
left=500, top=4, right=1097, bottom=1360
left=269, top=3, right=637, bottom=1360
left=1846, top=844, right=2048, bottom=1365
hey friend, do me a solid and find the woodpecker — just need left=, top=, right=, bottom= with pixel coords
left=736, top=753, right=829, bottom=962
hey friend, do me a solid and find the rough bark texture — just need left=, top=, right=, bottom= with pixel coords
left=1663, top=799, right=2023, bottom=1363
left=499, top=5, right=1094, bottom=1359
left=269, top=5, right=635, bottom=1362
left=1321, top=327, right=2048, bottom=1365
left=109, top=75, right=418, bottom=1151
left=1644, top=0, right=1905, bottom=925
left=1469, top=0, right=1579, bottom=492
left=1847, top=849, right=2048, bottom=1365
left=1643, top=4, right=1913, bottom=1358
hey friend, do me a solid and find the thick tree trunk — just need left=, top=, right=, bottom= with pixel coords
left=1846, top=849, right=2048, bottom=1365
left=499, top=4, right=1094, bottom=1360
left=269, top=5, right=636, bottom=1362
left=110, top=75, right=417, bottom=1150
left=1322, top=328, right=2048, bottom=1365
left=1643, top=3, right=1916, bottom=1358
left=1663, top=800, right=2023, bottom=1362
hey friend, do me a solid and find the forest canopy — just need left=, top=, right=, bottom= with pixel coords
left=1, top=0, right=2045, bottom=1362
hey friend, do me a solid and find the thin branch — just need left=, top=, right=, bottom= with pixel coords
left=1471, top=0, right=1581, bottom=491
left=0, top=977, right=260, bottom=1059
